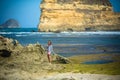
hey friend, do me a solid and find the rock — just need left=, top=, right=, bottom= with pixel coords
left=0, top=36, right=23, bottom=51
left=0, top=36, right=71, bottom=80
left=0, top=49, right=12, bottom=57
left=61, top=78, right=76, bottom=80
left=53, top=54, right=71, bottom=64
left=53, top=30, right=61, bottom=33
left=0, top=35, right=70, bottom=63
left=38, top=0, right=120, bottom=32
left=0, top=19, right=19, bottom=28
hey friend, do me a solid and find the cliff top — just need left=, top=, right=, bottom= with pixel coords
left=42, top=0, right=111, bottom=6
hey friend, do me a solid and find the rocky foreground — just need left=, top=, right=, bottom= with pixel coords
left=0, top=36, right=69, bottom=80
left=0, top=36, right=120, bottom=80
left=38, top=0, right=120, bottom=32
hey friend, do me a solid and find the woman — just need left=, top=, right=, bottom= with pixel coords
left=47, top=40, right=53, bottom=63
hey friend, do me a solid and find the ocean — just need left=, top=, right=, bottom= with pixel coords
left=0, top=28, right=120, bottom=57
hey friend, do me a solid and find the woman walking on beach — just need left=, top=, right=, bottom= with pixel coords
left=47, top=40, right=53, bottom=63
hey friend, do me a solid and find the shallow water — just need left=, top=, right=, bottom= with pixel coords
left=82, top=60, right=114, bottom=64
left=0, top=28, right=120, bottom=57
left=1, top=32, right=120, bottom=45
left=51, top=44, right=120, bottom=57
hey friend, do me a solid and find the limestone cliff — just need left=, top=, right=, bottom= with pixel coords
left=38, top=0, right=120, bottom=32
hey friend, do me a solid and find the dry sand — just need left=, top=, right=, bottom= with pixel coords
left=35, top=73, right=120, bottom=80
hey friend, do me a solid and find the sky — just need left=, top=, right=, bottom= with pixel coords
left=110, top=0, right=120, bottom=12
left=0, top=0, right=42, bottom=28
left=0, top=0, right=120, bottom=28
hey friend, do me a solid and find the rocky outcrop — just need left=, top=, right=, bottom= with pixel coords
left=0, top=36, right=71, bottom=79
left=38, top=0, right=120, bottom=32
left=0, top=19, right=19, bottom=28
left=0, top=36, right=70, bottom=63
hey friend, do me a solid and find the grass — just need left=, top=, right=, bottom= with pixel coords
left=59, top=62, right=120, bottom=75
left=52, top=53, right=120, bottom=75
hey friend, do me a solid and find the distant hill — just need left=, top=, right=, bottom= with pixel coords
left=0, top=19, right=19, bottom=28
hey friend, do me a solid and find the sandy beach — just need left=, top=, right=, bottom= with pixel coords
left=35, top=73, right=120, bottom=80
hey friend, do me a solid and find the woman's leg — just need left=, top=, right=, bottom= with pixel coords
left=47, top=54, right=51, bottom=63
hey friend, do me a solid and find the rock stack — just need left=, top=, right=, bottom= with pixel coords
left=38, top=0, right=120, bottom=32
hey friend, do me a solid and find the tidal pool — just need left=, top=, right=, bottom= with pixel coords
left=82, top=60, right=114, bottom=64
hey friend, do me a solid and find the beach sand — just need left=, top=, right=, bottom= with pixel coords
left=36, top=73, right=120, bottom=80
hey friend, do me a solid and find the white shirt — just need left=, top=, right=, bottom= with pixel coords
left=47, top=45, right=53, bottom=53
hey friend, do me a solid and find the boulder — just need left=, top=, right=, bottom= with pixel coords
left=0, top=49, right=12, bottom=57
left=52, top=54, right=71, bottom=64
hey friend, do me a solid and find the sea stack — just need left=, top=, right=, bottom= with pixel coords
left=38, top=0, right=120, bottom=32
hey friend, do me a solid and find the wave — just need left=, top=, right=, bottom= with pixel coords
left=0, top=32, right=55, bottom=35
left=16, top=35, right=28, bottom=37
left=60, top=31, right=120, bottom=35
left=0, top=31, right=120, bottom=37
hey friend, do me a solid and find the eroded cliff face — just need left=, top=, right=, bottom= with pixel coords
left=38, top=0, right=120, bottom=32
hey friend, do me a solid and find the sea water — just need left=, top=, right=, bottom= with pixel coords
left=0, top=28, right=120, bottom=57
left=82, top=60, right=114, bottom=64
